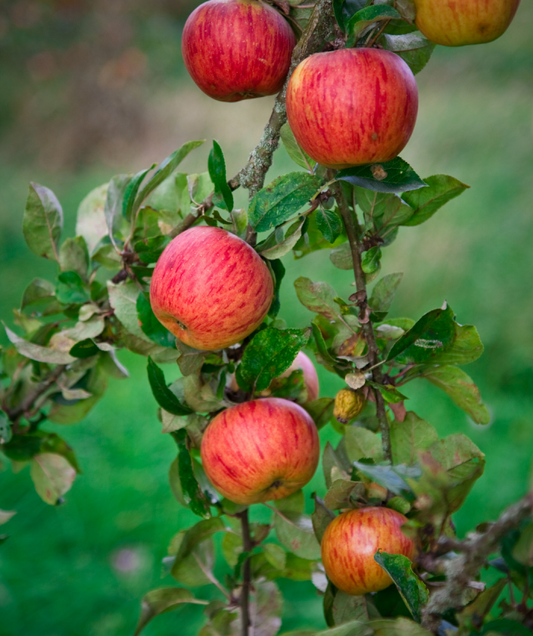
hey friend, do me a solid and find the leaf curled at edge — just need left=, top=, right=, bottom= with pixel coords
left=374, top=551, right=429, bottom=623
left=147, top=357, right=193, bottom=416
left=208, top=140, right=234, bottom=212
left=133, top=587, right=206, bottom=636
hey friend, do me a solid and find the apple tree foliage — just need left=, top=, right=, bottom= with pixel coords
left=1, top=1, right=532, bottom=636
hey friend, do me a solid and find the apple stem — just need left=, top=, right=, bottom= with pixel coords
left=330, top=181, right=393, bottom=463
left=238, top=507, right=253, bottom=636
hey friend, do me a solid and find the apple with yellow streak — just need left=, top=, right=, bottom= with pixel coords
left=413, top=0, right=521, bottom=47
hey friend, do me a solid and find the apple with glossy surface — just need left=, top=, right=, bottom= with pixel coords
left=321, top=507, right=415, bottom=595
left=150, top=226, right=274, bottom=351
left=286, top=48, right=418, bottom=169
left=413, top=0, right=521, bottom=47
left=201, top=397, right=320, bottom=504
left=182, top=0, right=296, bottom=102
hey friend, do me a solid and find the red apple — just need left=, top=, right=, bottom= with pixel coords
left=413, top=0, right=521, bottom=47
left=200, top=397, right=320, bottom=505
left=286, top=48, right=419, bottom=169
left=321, top=507, right=415, bottom=595
left=150, top=226, right=274, bottom=351
left=181, top=0, right=296, bottom=102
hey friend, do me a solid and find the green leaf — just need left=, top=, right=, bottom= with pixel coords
left=337, top=158, right=427, bottom=194
left=134, top=587, right=202, bottom=636
left=480, top=619, right=533, bottom=636
left=332, top=0, right=367, bottom=33
left=329, top=243, right=353, bottom=271
left=175, top=341, right=208, bottom=376
left=20, top=278, right=59, bottom=314
left=236, top=327, right=311, bottom=393
left=75, top=183, right=108, bottom=253
left=280, top=122, right=316, bottom=172
left=173, top=430, right=211, bottom=517
left=429, top=322, right=484, bottom=366
left=4, top=324, right=75, bottom=364
left=69, top=338, right=99, bottom=359
left=374, top=552, right=428, bottom=623
left=56, top=271, right=90, bottom=305
left=390, top=412, right=438, bottom=466
left=327, top=587, right=370, bottom=627
left=367, top=381, right=408, bottom=404
left=249, top=172, right=323, bottom=232
left=273, top=511, right=321, bottom=560
left=104, top=174, right=130, bottom=245
left=30, top=453, right=76, bottom=505
left=147, top=357, right=193, bottom=416
left=311, top=495, right=335, bottom=543
left=135, top=141, right=205, bottom=209
left=294, top=277, right=347, bottom=324
left=456, top=579, right=506, bottom=635
left=23, top=182, right=63, bottom=261
left=380, top=33, right=435, bottom=75
left=123, top=166, right=154, bottom=220
left=268, top=259, right=286, bottom=319
left=324, top=479, right=365, bottom=511
left=353, top=461, right=418, bottom=500
left=369, top=273, right=403, bottom=316
left=361, top=247, right=382, bottom=275
left=172, top=518, right=226, bottom=569
left=345, top=427, right=384, bottom=463
left=402, top=175, right=469, bottom=226
left=59, top=237, right=89, bottom=280
left=108, top=280, right=152, bottom=342
left=136, top=292, right=176, bottom=348
left=316, top=620, right=373, bottom=636
left=316, top=208, right=343, bottom=244
left=258, top=216, right=307, bottom=260
left=208, top=140, right=234, bottom=212
left=303, top=397, right=335, bottom=430
left=345, top=5, right=401, bottom=47
left=387, top=304, right=456, bottom=364
left=421, top=365, right=490, bottom=424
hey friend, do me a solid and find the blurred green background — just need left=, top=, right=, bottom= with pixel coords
left=1, top=1, right=533, bottom=634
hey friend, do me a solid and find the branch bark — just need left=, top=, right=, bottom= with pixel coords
left=238, top=508, right=253, bottom=636
left=422, top=493, right=533, bottom=632
left=232, top=0, right=335, bottom=198
left=330, top=181, right=392, bottom=462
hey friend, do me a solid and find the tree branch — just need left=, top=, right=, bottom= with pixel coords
left=238, top=507, right=253, bottom=636
left=232, top=0, right=335, bottom=199
left=422, top=493, right=533, bottom=632
left=330, top=181, right=392, bottom=462
left=3, top=364, right=66, bottom=424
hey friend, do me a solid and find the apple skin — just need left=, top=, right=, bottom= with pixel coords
left=182, top=0, right=296, bottom=102
left=321, top=507, right=415, bottom=595
left=286, top=48, right=419, bottom=169
left=150, top=226, right=274, bottom=351
left=200, top=397, right=320, bottom=505
left=413, top=0, right=521, bottom=47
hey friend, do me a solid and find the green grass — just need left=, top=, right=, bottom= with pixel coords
left=1, top=4, right=533, bottom=634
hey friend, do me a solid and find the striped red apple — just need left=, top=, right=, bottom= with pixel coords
left=286, top=48, right=419, bottom=169
left=201, top=398, right=320, bottom=505
left=321, top=507, right=415, bottom=595
left=150, top=226, right=273, bottom=351
left=181, top=0, right=296, bottom=102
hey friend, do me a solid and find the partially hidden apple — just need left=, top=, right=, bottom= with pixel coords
left=229, top=351, right=320, bottom=403
left=150, top=226, right=274, bottom=351
left=321, top=507, right=415, bottom=595
left=181, top=0, right=296, bottom=102
left=201, top=397, right=320, bottom=505
left=413, top=0, right=521, bottom=47
left=286, top=48, right=419, bottom=169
